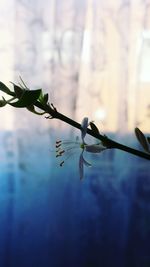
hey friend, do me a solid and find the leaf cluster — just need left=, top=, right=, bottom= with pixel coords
left=0, top=79, right=49, bottom=115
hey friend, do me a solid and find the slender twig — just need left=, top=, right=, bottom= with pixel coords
left=35, top=100, right=150, bottom=161
left=1, top=81, right=149, bottom=161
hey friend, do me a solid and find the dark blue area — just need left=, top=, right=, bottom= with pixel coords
left=0, top=134, right=150, bottom=267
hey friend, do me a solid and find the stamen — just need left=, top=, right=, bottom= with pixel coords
left=59, top=150, right=65, bottom=155
left=56, top=143, right=61, bottom=148
left=62, top=140, right=80, bottom=145
left=56, top=140, right=62, bottom=144
left=56, top=148, right=61, bottom=153
left=56, top=154, right=61, bottom=157
left=65, top=146, right=79, bottom=152
left=64, top=150, right=79, bottom=162
left=55, top=139, right=81, bottom=168
left=56, top=149, right=65, bottom=157
left=60, top=161, right=64, bottom=167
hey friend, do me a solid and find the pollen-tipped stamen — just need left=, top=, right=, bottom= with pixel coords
left=56, top=140, right=62, bottom=144
left=60, top=161, right=64, bottom=167
left=59, top=150, right=65, bottom=155
left=56, top=154, right=61, bottom=157
left=58, top=149, right=79, bottom=167
left=55, top=139, right=81, bottom=167
left=56, top=143, right=61, bottom=148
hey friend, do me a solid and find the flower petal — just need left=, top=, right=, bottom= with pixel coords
left=85, top=144, right=106, bottom=153
left=79, top=151, right=91, bottom=180
left=79, top=152, right=84, bottom=180
left=81, top=117, right=88, bottom=142
left=82, top=156, right=92, bottom=167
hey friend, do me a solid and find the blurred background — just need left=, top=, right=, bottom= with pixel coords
left=0, top=0, right=150, bottom=266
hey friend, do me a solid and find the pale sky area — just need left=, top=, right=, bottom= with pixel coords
left=0, top=0, right=149, bottom=133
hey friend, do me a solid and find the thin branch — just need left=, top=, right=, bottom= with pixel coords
left=35, top=100, right=150, bottom=161
left=1, top=81, right=149, bottom=161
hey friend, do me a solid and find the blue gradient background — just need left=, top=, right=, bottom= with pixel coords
left=0, top=131, right=150, bottom=267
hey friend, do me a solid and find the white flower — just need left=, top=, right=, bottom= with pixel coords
left=79, top=117, right=106, bottom=179
left=56, top=117, right=106, bottom=179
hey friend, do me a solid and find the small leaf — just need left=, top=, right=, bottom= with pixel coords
left=38, top=91, right=44, bottom=102
left=14, top=85, right=24, bottom=98
left=27, top=105, right=46, bottom=115
left=43, top=93, right=48, bottom=104
left=39, top=92, right=49, bottom=105
left=0, top=99, right=6, bottom=107
left=0, top=82, right=15, bottom=96
left=135, top=127, right=149, bottom=152
left=90, top=121, right=100, bottom=135
left=8, top=89, right=42, bottom=108
left=19, top=76, right=29, bottom=89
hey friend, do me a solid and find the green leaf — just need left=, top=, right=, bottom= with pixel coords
left=90, top=121, right=100, bottom=135
left=26, top=105, right=46, bottom=115
left=0, top=99, right=7, bottom=107
left=19, top=76, right=29, bottom=89
left=0, top=82, right=15, bottom=96
left=38, top=91, right=48, bottom=105
left=43, top=93, right=48, bottom=104
left=135, top=127, right=150, bottom=152
left=14, top=85, right=24, bottom=98
left=8, top=89, right=42, bottom=108
left=38, top=91, right=44, bottom=102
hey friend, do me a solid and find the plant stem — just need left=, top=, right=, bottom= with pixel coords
left=35, top=100, right=150, bottom=161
